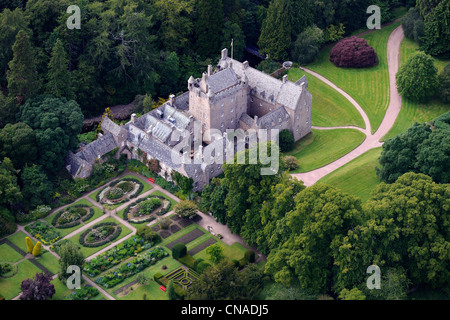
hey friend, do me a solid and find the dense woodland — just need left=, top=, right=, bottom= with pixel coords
left=0, top=0, right=449, bottom=300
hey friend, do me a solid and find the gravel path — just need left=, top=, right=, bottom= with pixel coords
left=292, top=25, right=404, bottom=186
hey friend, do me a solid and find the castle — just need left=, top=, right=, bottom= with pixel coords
left=65, top=49, right=312, bottom=191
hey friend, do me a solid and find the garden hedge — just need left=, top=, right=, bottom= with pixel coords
left=244, top=249, right=256, bottom=263
left=172, top=243, right=187, bottom=259
left=79, top=222, right=122, bottom=248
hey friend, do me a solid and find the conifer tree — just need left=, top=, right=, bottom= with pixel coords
left=32, top=241, right=42, bottom=257
left=25, top=236, right=34, bottom=254
left=195, top=0, right=224, bottom=58
left=6, top=30, right=41, bottom=104
left=46, top=39, right=74, bottom=100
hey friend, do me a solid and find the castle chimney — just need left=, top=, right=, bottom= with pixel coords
left=243, top=61, right=249, bottom=70
left=282, top=74, right=288, bottom=83
left=131, top=113, right=136, bottom=123
left=207, top=65, right=213, bottom=76
left=169, top=94, right=175, bottom=105
left=221, top=48, right=228, bottom=60
left=254, top=116, right=258, bottom=127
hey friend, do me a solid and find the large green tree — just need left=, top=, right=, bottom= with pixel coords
left=58, top=241, right=84, bottom=282
left=46, top=38, right=74, bottom=100
left=438, top=63, right=450, bottom=103
left=0, top=157, right=22, bottom=208
left=18, top=95, right=84, bottom=172
left=0, top=122, right=37, bottom=169
left=265, top=184, right=362, bottom=293
left=396, top=52, right=439, bottom=102
left=20, top=164, right=53, bottom=208
left=6, top=29, right=41, bottom=104
left=333, top=173, right=449, bottom=292
left=195, top=0, right=224, bottom=58
left=421, top=0, right=450, bottom=58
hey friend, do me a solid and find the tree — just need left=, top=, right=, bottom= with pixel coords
left=167, top=279, right=177, bottom=300
left=20, top=272, right=55, bottom=300
left=26, top=236, right=34, bottom=254
left=185, top=260, right=264, bottom=300
left=7, top=29, right=41, bottom=104
left=291, top=25, right=324, bottom=65
left=158, top=51, right=181, bottom=98
left=258, top=0, right=291, bottom=60
left=0, top=157, right=22, bottom=208
left=362, top=268, right=411, bottom=300
left=338, top=288, right=366, bottom=300
left=199, top=178, right=227, bottom=224
left=174, top=200, right=198, bottom=219
left=195, top=0, right=224, bottom=58
left=46, top=39, right=74, bottom=100
left=18, top=95, right=84, bottom=172
left=278, top=129, right=295, bottom=152
left=333, top=173, right=449, bottom=292
left=0, top=91, right=19, bottom=127
left=416, top=0, right=441, bottom=17
left=206, top=244, right=224, bottom=264
left=265, top=184, right=362, bottom=293
left=0, top=122, right=37, bottom=169
left=282, top=155, right=299, bottom=170
left=32, top=241, right=42, bottom=257
left=136, top=273, right=150, bottom=285
left=402, top=8, right=425, bottom=44
left=438, top=63, right=450, bottom=103
left=0, top=207, right=16, bottom=237
left=58, top=241, right=84, bottom=282
left=396, top=52, right=439, bottom=102
left=171, top=171, right=194, bottom=195
left=329, top=36, right=378, bottom=68
left=221, top=21, right=246, bottom=61
left=21, top=164, right=53, bottom=208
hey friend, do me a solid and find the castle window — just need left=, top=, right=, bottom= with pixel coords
left=231, top=119, right=234, bottom=124
left=250, top=98, right=254, bottom=102
left=221, top=123, right=224, bottom=128
left=231, top=108, right=234, bottom=113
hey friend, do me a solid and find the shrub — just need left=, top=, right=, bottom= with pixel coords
left=193, top=258, right=204, bottom=270
left=283, top=155, right=299, bottom=170
left=0, top=208, right=16, bottom=237
left=279, top=129, right=295, bottom=152
left=439, top=63, right=450, bottom=103
left=174, top=200, right=198, bottom=220
left=196, top=261, right=212, bottom=273
left=178, top=254, right=196, bottom=269
left=172, top=243, right=187, bottom=259
left=244, top=249, right=256, bottom=263
left=158, top=217, right=171, bottom=230
left=330, top=36, right=378, bottom=68
left=32, top=241, right=42, bottom=257
left=26, top=237, right=35, bottom=254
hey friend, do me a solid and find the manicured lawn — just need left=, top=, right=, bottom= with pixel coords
left=43, top=199, right=104, bottom=237
left=382, top=37, right=450, bottom=140
left=193, top=241, right=248, bottom=263
left=50, top=278, right=73, bottom=300
left=288, top=68, right=365, bottom=128
left=306, top=22, right=402, bottom=133
left=318, top=147, right=382, bottom=203
left=285, top=128, right=366, bottom=173
left=0, top=243, right=24, bottom=263
left=7, top=231, right=30, bottom=254
left=160, top=224, right=199, bottom=248
left=67, top=217, right=133, bottom=259
left=35, top=251, right=60, bottom=275
left=150, top=190, right=179, bottom=208
left=0, top=259, right=42, bottom=300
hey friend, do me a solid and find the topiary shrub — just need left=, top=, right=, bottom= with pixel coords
left=244, top=249, right=256, bottom=263
left=330, top=36, right=378, bottom=68
left=32, top=241, right=42, bottom=257
left=26, top=237, right=34, bottom=254
left=172, top=243, right=187, bottom=259
left=196, top=261, right=211, bottom=273
left=279, top=129, right=295, bottom=152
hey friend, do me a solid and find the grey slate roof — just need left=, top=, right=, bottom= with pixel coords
left=173, top=92, right=190, bottom=111
left=163, top=104, right=191, bottom=131
left=78, top=133, right=118, bottom=163
left=207, top=68, right=239, bottom=94
left=257, top=107, right=290, bottom=129
left=101, top=117, right=121, bottom=136
left=239, top=113, right=255, bottom=127
left=65, top=151, right=84, bottom=176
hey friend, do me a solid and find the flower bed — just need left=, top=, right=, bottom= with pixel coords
left=25, top=221, right=61, bottom=245
left=94, top=246, right=168, bottom=288
left=64, top=285, right=99, bottom=300
left=122, top=196, right=172, bottom=224
left=97, top=178, right=143, bottom=205
left=83, top=235, right=157, bottom=277
left=51, top=205, right=94, bottom=229
left=79, top=222, right=122, bottom=248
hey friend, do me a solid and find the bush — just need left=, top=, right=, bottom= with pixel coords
left=196, top=261, right=212, bottom=273
left=283, top=155, right=299, bottom=170
left=330, top=36, right=378, bottom=68
left=136, top=226, right=162, bottom=243
left=244, top=250, right=256, bottom=263
left=402, top=8, right=424, bottom=44
left=172, top=243, right=187, bottom=259
left=439, top=63, right=450, bottom=103
left=0, top=207, right=16, bottom=237
left=178, top=254, right=196, bottom=269
left=279, top=129, right=295, bottom=152
left=32, top=241, right=42, bottom=257
left=291, top=25, right=324, bottom=64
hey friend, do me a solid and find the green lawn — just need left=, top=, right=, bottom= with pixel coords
left=35, top=251, right=60, bottom=275
left=66, top=217, right=133, bottom=258
left=382, top=37, right=450, bottom=140
left=193, top=241, right=247, bottom=263
left=7, top=231, right=30, bottom=254
left=285, top=128, right=366, bottom=173
left=318, top=147, right=382, bottom=203
left=50, top=278, right=73, bottom=300
left=160, top=224, right=205, bottom=248
left=288, top=68, right=365, bottom=128
left=43, top=199, right=104, bottom=237
left=0, top=259, right=42, bottom=300
left=306, top=22, right=402, bottom=134
left=0, top=243, right=24, bottom=263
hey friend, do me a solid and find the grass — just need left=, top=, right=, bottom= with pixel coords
left=35, top=251, right=60, bottom=275
left=50, top=278, right=73, bottom=300
left=288, top=68, right=365, bottom=128
left=193, top=241, right=248, bottom=263
left=285, top=128, right=366, bottom=173
left=318, top=147, right=382, bottom=203
left=160, top=224, right=199, bottom=248
left=67, top=217, right=133, bottom=258
left=0, top=259, right=42, bottom=300
left=306, top=22, right=402, bottom=134
left=382, top=37, right=450, bottom=140
left=0, top=243, right=24, bottom=263
left=7, top=231, right=30, bottom=254
left=43, top=199, right=104, bottom=237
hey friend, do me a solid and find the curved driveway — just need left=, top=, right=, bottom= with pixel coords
left=292, top=26, right=404, bottom=186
